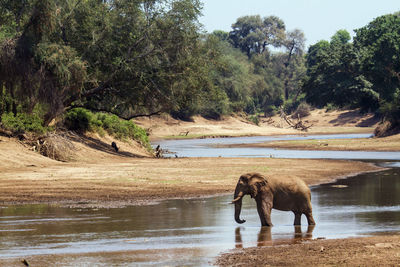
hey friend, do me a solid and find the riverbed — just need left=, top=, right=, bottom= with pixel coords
left=0, top=134, right=399, bottom=266
left=154, top=133, right=400, bottom=159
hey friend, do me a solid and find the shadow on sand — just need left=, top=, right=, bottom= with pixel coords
left=68, top=134, right=148, bottom=158
left=328, top=110, right=379, bottom=127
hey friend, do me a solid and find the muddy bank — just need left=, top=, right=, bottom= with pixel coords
left=2, top=235, right=399, bottom=266
left=216, top=235, right=400, bottom=266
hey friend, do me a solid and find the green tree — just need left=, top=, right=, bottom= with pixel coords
left=303, top=30, right=377, bottom=111
left=354, top=13, right=400, bottom=121
left=0, top=0, right=210, bottom=124
left=282, top=29, right=306, bottom=100
left=229, top=15, right=285, bottom=58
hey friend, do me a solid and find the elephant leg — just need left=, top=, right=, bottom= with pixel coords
left=293, top=212, right=302, bottom=225
left=257, top=200, right=273, bottom=226
left=305, top=212, right=316, bottom=225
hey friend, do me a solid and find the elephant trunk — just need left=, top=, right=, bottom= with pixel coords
left=234, top=190, right=246, bottom=224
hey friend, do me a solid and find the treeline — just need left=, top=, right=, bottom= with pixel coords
left=0, top=0, right=399, bottom=137
left=304, top=13, right=400, bottom=135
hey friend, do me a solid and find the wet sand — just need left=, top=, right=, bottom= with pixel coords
left=217, top=235, right=400, bottom=266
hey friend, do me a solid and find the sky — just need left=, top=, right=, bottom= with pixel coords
left=198, top=0, right=400, bottom=48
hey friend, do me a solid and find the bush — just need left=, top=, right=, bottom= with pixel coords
left=291, top=102, right=311, bottom=119
left=64, top=108, right=94, bottom=132
left=248, top=115, right=260, bottom=125
left=1, top=112, right=47, bottom=134
left=324, top=103, right=338, bottom=112
left=264, top=105, right=277, bottom=117
left=64, top=108, right=151, bottom=150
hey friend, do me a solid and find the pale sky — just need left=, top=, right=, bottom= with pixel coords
left=198, top=0, right=400, bottom=48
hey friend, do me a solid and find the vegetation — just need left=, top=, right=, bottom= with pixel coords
left=65, top=108, right=150, bottom=149
left=303, top=14, right=400, bottom=134
left=0, top=0, right=399, bottom=139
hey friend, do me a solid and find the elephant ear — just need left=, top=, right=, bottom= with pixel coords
left=249, top=177, right=267, bottom=198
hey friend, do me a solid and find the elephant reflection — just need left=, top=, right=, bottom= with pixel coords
left=234, top=225, right=315, bottom=248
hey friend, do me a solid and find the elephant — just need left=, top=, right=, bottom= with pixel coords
left=232, top=172, right=315, bottom=226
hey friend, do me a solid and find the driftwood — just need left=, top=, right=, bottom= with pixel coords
left=280, top=109, right=313, bottom=132
left=179, top=131, right=189, bottom=136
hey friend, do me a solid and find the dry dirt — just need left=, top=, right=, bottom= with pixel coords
left=134, top=108, right=379, bottom=140
left=0, top=108, right=398, bottom=266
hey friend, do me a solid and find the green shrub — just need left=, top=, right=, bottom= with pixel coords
left=64, top=108, right=94, bottom=132
left=324, top=103, right=338, bottom=112
left=291, top=102, right=311, bottom=119
left=263, top=105, right=277, bottom=117
left=1, top=112, right=47, bottom=134
left=64, top=108, right=151, bottom=150
left=249, top=115, right=260, bottom=125
left=96, top=113, right=150, bottom=148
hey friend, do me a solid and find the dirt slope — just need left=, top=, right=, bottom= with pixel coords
left=134, top=109, right=379, bottom=140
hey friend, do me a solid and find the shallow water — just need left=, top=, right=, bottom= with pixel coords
left=1, top=165, right=399, bottom=266
left=154, top=134, right=400, bottom=160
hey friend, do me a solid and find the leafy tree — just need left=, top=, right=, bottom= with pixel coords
left=354, top=13, right=400, bottom=119
left=282, top=29, right=306, bottom=100
left=330, top=29, right=351, bottom=45
left=303, top=30, right=377, bottom=111
left=0, top=0, right=210, bottom=124
left=229, top=15, right=285, bottom=58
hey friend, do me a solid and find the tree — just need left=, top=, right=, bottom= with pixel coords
left=303, top=30, right=377, bottom=111
left=229, top=15, right=285, bottom=58
left=0, top=0, right=211, bottom=123
left=282, top=29, right=306, bottom=100
left=330, top=29, right=351, bottom=45
left=354, top=13, right=400, bottom=127
left=354, top=14, right=400, bottom=104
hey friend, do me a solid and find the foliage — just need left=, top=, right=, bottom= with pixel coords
left=248, top=115, right=260, bottom=125
left=291, top=102, right=311, bottom=119
left=64, top=107, right=94, bottom=132
left=96, top=113, right=150, bottom=148
left=302, top=13, right=400, bottom=133
left=303, top=30, right=378, bottom=111
left=0, top=0, right=311, bottom=133
left=1, top=112, right=47, bottom=134
left=64, top=108, right=150, bottom=149
left=229, top=15, right=285, bottom=58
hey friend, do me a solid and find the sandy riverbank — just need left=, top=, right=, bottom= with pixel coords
left=134, top=109, right=379, bottom=140
left=0, top=138, right=381, bottom=207
left=234, top=133, right=400, bottom=151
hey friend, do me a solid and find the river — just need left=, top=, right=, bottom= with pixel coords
left=153, top=133, right=400, bottom=159
left=0, top=134, right=399, bottom=266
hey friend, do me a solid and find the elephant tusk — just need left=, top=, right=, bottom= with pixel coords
left=231, top=196, right=242, bottom=204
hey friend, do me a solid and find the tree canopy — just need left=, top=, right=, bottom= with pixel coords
left=302, top=13, right=400, bottom=131
left=1, top=2, right=399, bottom=136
